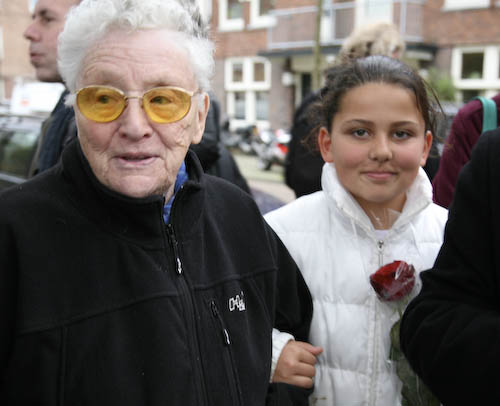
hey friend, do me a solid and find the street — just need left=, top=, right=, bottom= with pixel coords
left=232, top=151, right=295, bottom=204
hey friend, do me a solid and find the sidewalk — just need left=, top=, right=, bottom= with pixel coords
left=248, top=179, right=295, bottom=204
left=233, top=152, right=295, bottom=204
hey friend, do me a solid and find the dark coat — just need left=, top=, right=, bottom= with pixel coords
left=0, top=140, right=312, bottom=405
left=432, top=93, right=500, bottom=208
left=400, top=129, right=500, bottom=405
left=190, top=94, right=250, bottom=194
left=284, top=92, right=324, bottom=198
left=30, top=90, right=77, bottom=176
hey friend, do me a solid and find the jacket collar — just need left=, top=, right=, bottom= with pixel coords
left=59, top=139, right=205, bottom=248
left=321, top=163, right=433, bottom=233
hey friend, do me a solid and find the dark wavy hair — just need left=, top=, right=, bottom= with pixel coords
left=307, top=55, right=442, bottom=149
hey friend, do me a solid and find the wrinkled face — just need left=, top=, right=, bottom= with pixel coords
left=24, top=0, right=79, bottom=82
left=75, top=29, right=209, bottom=199
left=319, top=82, right=432, bottom=217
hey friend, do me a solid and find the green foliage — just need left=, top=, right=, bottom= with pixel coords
left=390, top=319, right=441, bottom=406
left=426, top=67, right=456, bottom=102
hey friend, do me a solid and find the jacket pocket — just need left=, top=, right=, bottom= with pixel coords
left=208, top=298, right=243, bottom=406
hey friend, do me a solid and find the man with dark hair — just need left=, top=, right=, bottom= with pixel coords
left=24, top=0, right=81, bottom=174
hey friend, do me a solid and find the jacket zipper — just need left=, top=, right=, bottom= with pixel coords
left=210, top=300, right=243, bottom=406
left=165, top=222, right=208, bottom=406
left=377, top=239, right=384, bottom=267
left=369, top=239, right=385, bottom=406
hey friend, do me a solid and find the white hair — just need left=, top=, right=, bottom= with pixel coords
left=58, top=0, right=214, bottom=94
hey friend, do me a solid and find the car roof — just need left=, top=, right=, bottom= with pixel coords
left=0, top=114, right=45, bottom=132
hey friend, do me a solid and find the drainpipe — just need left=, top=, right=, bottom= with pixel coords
left=313, top=0, right=324, bottom=91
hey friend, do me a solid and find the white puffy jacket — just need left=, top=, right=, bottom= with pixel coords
left=265, top=163, right=448, bottom=406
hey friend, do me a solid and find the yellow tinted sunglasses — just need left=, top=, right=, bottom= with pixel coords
left=76, top=85, right=197, bottom=124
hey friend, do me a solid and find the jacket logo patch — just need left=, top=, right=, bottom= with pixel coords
left=229, top=291, right=246, bottom=312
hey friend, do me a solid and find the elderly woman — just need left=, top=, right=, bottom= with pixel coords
left=0, top=1, right=312, bottom=405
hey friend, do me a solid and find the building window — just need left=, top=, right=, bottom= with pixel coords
left=356, top=0, right=392, bottom=25
left=443, top=0, right=489, bottom=11
left=451, top=46, right=500, bottom=102
left=253, top=62, right=265, bottom=82
left=227, top=0, right=243, bottom=19
left=461, top=52, right=483, bottom=79
left=234, top=92, right=246, bottom=120
left=232, top=63, right=244, bottom=83
left=28, top=0, right=36, bottom=13
left=225, top=57, right=271, bottom=126
left=259, top=0, right=273, bottom=16
left=498, top=51, right=500, bottom=79
left=249, top=0, right=276, bottom=29
left=364, top=0, right=391, bottom=21
left=462, top=89, right=480, bottom=102
left=218, top=0, right=244, bottom=31
left=256, top=91, right=269, bottom=120
left=0, top=28, right=3, bottom=61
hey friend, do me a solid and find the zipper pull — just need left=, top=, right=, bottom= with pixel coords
left=210, top=301, right=231, bottom=346
left=377, top=240, right=384, bottom=267
left=167, top=224, right=183, bottom=275
left=222, top=329, right=231, bottom=346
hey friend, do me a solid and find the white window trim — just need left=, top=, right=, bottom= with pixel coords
left=355, top=0, right=393, bottom=27
left=28, top=0, right=36, bottom=13
left=218, top=0, right=244, bottom=32
left=225, top=57, right=272, bottom=128
left=248, top=0, right=276, bottom=30
left=225, top=57, right=271, bottom=90
left=442, top=0, right=489, bottom=11
left=451, top=45, right=500, bottom=99
left=0, top=28, right=4, bottom=61
left=0, top=79, right=4, bottom=103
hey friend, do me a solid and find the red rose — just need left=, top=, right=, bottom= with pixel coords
left=369, top=260, right=415, bottom=302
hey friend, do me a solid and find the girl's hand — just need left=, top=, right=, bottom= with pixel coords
left=272, top=341, right=323, bottom=388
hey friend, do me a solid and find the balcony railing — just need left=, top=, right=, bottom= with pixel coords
left=267, top=0, right=425, bottom=51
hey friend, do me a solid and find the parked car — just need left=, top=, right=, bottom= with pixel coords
left=0, top=114, right=43, bottom=191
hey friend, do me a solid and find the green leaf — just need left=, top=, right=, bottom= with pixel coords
left=391, top=319, right=441, bottom=405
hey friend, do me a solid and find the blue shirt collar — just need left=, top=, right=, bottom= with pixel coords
left=163, top=161, right=188, bottom=224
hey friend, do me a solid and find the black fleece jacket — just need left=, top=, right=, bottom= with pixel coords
left=400, top=129, right=500, bottom=405
left=0, top=140, right=312, bottom=405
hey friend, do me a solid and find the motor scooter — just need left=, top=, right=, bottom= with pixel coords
left=253, top=128, right=291, bottom=171
left=221, top=122, right=257, bottom=155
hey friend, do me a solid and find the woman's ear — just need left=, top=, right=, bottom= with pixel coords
left=420, top=130, right=433, bottom=166
left=191, top=92, right=210, bottom=145
left=318, top=127, right=334, bottom=163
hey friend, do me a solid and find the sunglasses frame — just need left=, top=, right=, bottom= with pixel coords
left=75, top=85, right=198, bottom=124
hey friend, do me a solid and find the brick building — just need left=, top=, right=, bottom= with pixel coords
left=425, top=0, right=500, bottom=100
left=210, top=0, right=500, bottom=132
left=2, top=1, right=500, bottom=127
left=0, top=0, right=35, bottom=102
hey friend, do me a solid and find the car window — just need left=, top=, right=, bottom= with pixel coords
left=0, top=129, right=38, bottom=178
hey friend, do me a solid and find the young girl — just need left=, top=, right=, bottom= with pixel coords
left=267, top=55, right=448, bottom=405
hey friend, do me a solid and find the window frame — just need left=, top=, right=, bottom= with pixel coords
left=28, top=0, right=36, bottom=13
left=218, top=0, right=244, bottom=32
left=451, top=45, right=500, bottom=102
left=355, top=0, right=393, bottom=26
left=248, top=0, right=276, bottom=29
left=225, top=57, right=272, bottom=127
left=442, top=0, right=489, bottom=11
left=0, top=27, right=4, bottom=61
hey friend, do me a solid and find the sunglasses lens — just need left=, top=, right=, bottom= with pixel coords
left=144, top=88, right=192, bottom=123
left=77, top=87, right=125, bottom=123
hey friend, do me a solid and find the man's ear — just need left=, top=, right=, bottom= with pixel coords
left=318, top=126, right=334, bottom=163
left=420, top=130, right=433, bottom=167
left=191, top=92, right=210, bottom=145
